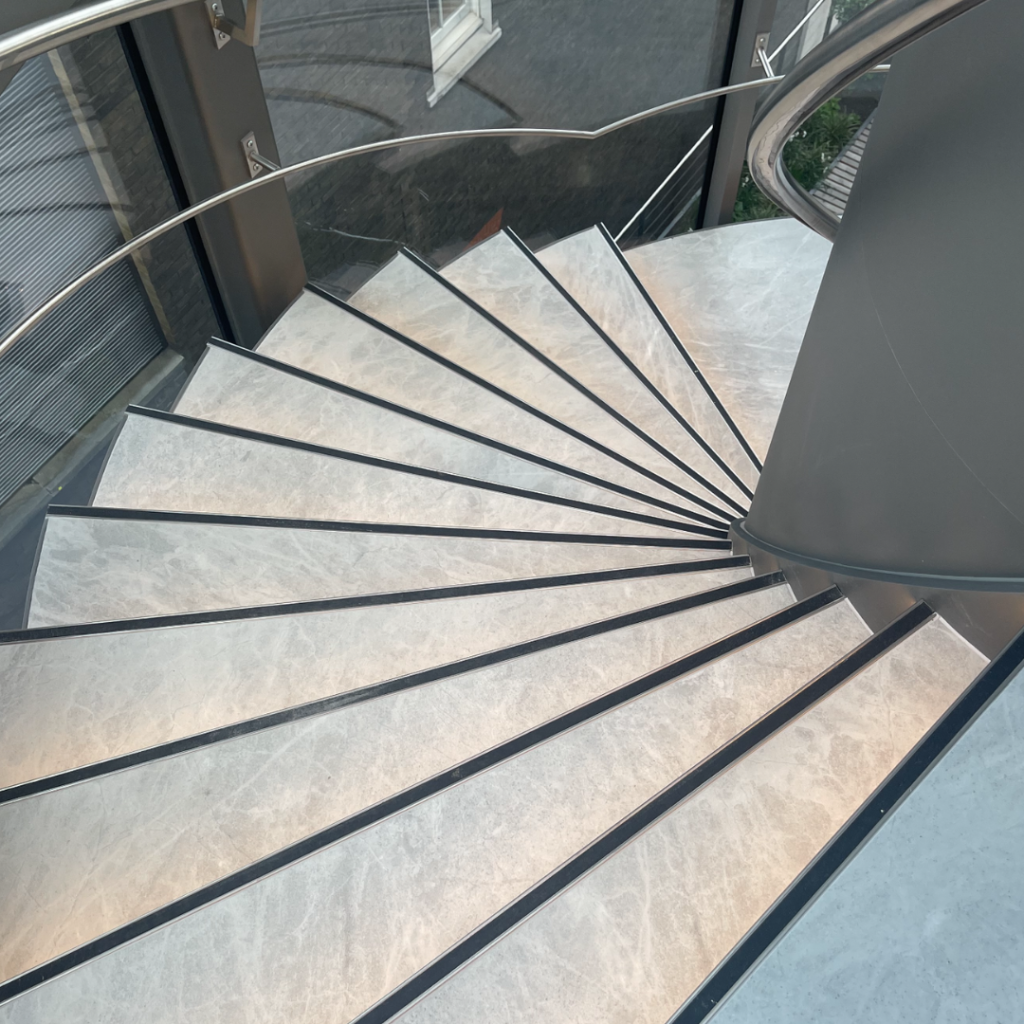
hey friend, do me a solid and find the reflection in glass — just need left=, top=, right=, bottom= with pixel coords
left=0, top=31, right=218, bottom=514
left=256, top=0, right=738, bottom=291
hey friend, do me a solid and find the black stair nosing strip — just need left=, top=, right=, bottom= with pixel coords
left=122, top=406, right=725, bottom=539
left=670, top=607, right=1013, bottom=1024
left=501, top=227, right=755, bottom=503
left=0, top=557, right=750, bottom=648
left=43, top=504, right=731, bottom=549
left=398, top=247, right=749, bottom=519
left=0, top=573, right=784, bottom=814
left=200, top=336, right=720, bottom=529
left=595, top=222, right=764, bottom=475
left=0, top=572, right=818, bottom=1007
left=350, top=596, right=932, bottom=1024
left=306, top=283, right=735, bottom=523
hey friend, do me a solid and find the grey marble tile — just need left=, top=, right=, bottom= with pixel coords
left=441, top=232, right=748, bottom=506
left=349, top=254, right=737, bottom=515
left=711, top=653, right=1023, bottom=1024
left=538, top=226, right=758, bottom=490
left=259, top=291, right=699, bottom=516
left=173, top=345, right=700, bottom=527
left=29, top=514, right=720, bottom=625
left=394, top=617, right=986, bottom=1024
left=0, top=566, right=763, bottom=982
left=0, top=569, right=756, bottom=789
left=92, top=413, right=696, bottom=541
left=0, top=583, right=799, bottom=1020
left=625, top=219, right=832, bottom=461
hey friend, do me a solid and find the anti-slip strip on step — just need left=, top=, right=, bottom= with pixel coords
left=596, top=223, right=763, bottom=474
left=0, top=572, right=780, bottom=807
left=502, top=227, right=755, bottom=502
left=400, top=249, right=749, bottom=518
left=202, top=336, right=721, bottom=529
left=307, top=285, right=735, bottom=522
left=121, top=406, right=728, bottom=539
left=45, top=505, right=731, bottom=547
left=350, top=598, right=933, bottom=1024
left=670, top=609, right=1017, bottom=1024
left=1, top=557, right=748, bottom=646
left=0, top=575, right=822, bottom=1006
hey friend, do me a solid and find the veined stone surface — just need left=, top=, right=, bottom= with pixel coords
left=29, top=513, right=724, bottom=624
left=441, top=231, right=748, bottom=506
left=257, top=291, right=703, bottom=517
left=92, top=413, right=703, bottom=540
left=625, top=218, right=831, bottom=461
left=1, top=570, right=769, bottom=788
left=350, top=253, right=742, bottom=517
left=537, top=225, right=759, bottom=490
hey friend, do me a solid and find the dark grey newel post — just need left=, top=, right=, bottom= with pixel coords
left=700, top=0, right=779, bottom=228
left=743, top=0, right=1024, bottom=584
left=131, top=0, right=306, bottom=347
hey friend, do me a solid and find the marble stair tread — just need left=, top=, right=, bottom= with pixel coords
left=393, top=616, right=987, bottom=1024
left=171, top=343, right=699, bottom=529
left=0, top=574, right=787, bottom=983
left=28, top=510, right=728, bottom=625
left=257, top=291, right=708, bottom=521
left=536, top=226, right=758, bottom=490
left=0, top=585, right=879, bottom=1024
left=440, top=231, right=749, bottom=506
left=623, top=219, right=832, bottom=461
left=92, top=411, right=707, bottom=541
left=348, top=253, right=740, bottom=519
left=0, top=569, right=760, bottom=789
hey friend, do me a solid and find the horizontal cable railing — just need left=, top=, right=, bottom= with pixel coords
left=614, top=0, right=837, bottom=248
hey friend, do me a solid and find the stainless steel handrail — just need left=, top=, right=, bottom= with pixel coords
left=0, top=0, right=194, bottom=73
left=0, top=74, right=782, bottom=361
left=747, top=0, right=990, bottom=241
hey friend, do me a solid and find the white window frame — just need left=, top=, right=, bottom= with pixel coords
left=426, top=0, right=501, bottom=107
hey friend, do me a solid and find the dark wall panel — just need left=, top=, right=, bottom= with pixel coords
left=746, top=0, right=1024, bottom=581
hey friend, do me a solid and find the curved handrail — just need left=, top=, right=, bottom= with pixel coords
left=0, top=0, right=194, bottom=73
left=748, top=0, right=991, bottom=240
left=0, top=74, right=781, bottom=361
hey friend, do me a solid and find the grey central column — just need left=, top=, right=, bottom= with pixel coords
left=743, top=0, right=1024, bottom=584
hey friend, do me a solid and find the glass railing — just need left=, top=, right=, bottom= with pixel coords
left=0, top=21, right=220, bottom=628
left=253, top=0, right=738, bottom=293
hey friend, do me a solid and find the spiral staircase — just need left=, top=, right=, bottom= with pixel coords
left=0, top=217, right=995, bottom=1023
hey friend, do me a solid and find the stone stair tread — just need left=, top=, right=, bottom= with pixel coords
left=171, top=342, right=706, bottom=529
left=390, top=616, right=985, bottom=1024
left=440, top=230, right=749, bottom=505
left=28, top=509, right=729, bottom=625
left=1, top=569, right=767, bottom=790
left=256, top=291, right=709, bottom=519
left=624, top=219, right=831, bottom=461
left=92, top=411, right=711, bottom=541
left=0, top=575, right=790, bottom=984
left=348, top=253, right=740, bottom=519
left=536, top=225, right=759, bottom=489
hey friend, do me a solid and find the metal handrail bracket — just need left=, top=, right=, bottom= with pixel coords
left=747, top=0, right=991, bottom=240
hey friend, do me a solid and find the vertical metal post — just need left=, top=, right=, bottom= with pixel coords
left=130, top=0, right=306, bottom=347
left=699, top=0, right=779, bottom=228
